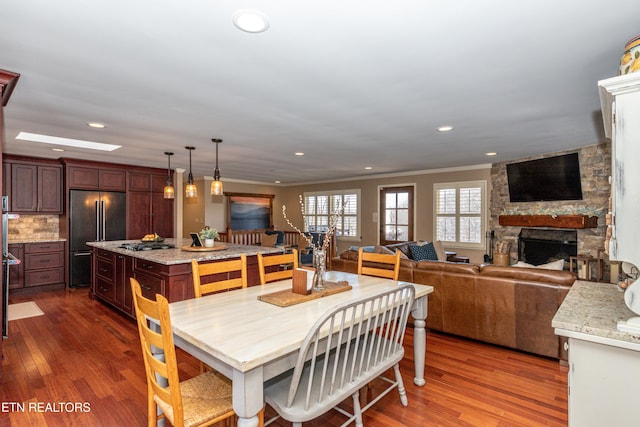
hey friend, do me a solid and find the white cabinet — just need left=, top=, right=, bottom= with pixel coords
left=599, top=73, right=640, bottom=268
left=566, top=336, right=640, bottom=427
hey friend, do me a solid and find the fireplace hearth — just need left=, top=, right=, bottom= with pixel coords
left=518, top=228, right=577, bottom=267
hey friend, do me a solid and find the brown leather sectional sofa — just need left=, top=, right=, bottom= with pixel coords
left=332, top=244, right=576, bottom=360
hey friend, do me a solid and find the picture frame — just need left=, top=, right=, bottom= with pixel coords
left=226, top=192, right=274, bottom=231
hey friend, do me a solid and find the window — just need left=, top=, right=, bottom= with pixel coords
left=433, top=181, right=486, bottom=249
left=303, top=190, right=359, bottom=240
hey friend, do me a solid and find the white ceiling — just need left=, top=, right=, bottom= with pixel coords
left=1, top=1, right=638, bottom=185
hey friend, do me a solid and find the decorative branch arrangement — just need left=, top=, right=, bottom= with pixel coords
left=282, top=195, right=346, bottom=253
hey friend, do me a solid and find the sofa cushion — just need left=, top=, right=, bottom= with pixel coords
left=480, top=265, right=576, bottom=286
left=339, top=250, right=359, bottom=261
left=409, top=243, right=438, bottom=261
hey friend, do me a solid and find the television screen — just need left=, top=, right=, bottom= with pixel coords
left=506, top=153, right=583, bottom=202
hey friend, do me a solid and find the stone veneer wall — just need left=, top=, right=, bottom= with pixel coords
left=8, top=215, right=60, bottom=241
left=489, top=142, right=611, bottom=264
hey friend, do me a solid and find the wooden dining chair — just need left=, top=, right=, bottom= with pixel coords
left=357, top=247, right=402, bottom=281
left=191, top=254, right=247, bottom=298
left=130, top=277, right=236, bottom=427
left=264, top=285, right=416, bottom=426
left=257, top=249, right=299, bottom=285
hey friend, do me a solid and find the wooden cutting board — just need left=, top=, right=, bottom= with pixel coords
left=258, top=280, right=352, bottom=307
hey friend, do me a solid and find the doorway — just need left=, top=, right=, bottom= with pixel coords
left=379, top=186, right=414, bottom=245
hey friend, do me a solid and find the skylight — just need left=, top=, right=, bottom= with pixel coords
left=16, top=132, right=121, bottom=151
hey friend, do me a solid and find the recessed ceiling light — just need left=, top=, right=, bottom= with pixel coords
left=16, top=132, right=121, bottom=151
left=294, top=152, right=304, bottom=156
left=437, top=126, right=453, bottom=132
left=233, top=9, right=270, bottom=33
left=364, top=166, right=373, bottom=170
left=51, top=148, right=65, bottom=152
left=485, top=152, right=497, bottom=156
left=87, top=122, right=106, bottom=128
left=274, top=180, right=281, bottom=184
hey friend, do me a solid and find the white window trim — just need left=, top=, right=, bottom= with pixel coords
left=303, top=189, right=361, bottom=242
left=433, top=180, right=487, bottom=250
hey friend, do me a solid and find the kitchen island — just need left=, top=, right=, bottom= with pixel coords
left=86, top=239, right=282, bottom=317
left=552, top=280, right=640, bottom=427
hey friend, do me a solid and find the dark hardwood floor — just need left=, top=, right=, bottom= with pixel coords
left=1, top=289, right=568, bottom=426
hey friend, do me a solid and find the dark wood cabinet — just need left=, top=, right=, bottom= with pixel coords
left=126, top=171, right=174, bottom=239
left=92, top=248, right=134, bottom=314
left=66, top=164, right=126, bottom=191
left=9, top=241, right=65, bottom=293
left=3, top=157, right=62, bottom=214
left=38, top=166, right=63, bottom=212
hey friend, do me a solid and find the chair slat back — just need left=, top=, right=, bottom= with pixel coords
left=286, top=285, right=415, bottom=410
left=130, top=278, right=184, bottom=426
left=191, top=254, right=247, bottom=298
left=257, top=249, right=299, bottom=285
left=357, top=247, right=401, bottom=281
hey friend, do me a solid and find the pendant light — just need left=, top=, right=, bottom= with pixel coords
left=163, top=152, right=174, bottom=199
left=210, top=138, right=223, bottom=196
left=185, top=146, right=197, bottom=198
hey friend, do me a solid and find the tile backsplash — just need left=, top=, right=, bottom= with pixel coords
left=8, top=215, right=60, bottom=240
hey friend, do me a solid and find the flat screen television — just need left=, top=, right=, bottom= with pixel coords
left=506, top=153, right=583, bottom=202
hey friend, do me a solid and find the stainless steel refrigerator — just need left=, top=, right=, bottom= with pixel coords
left=2, top=196, right=20, bottom=338
left=69, top=190, right=126, bottom=288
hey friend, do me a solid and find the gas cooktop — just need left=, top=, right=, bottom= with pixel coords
left=118, top=242, right=176, bottom=251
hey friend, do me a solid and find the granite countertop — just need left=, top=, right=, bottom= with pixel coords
left=9, top=238, right=66, bottom=244
left=86, top=238, right=283, bottom=265
left=552, top=280, right=640, bottom=347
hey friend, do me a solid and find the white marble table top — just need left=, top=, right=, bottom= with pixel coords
left=168, top=270, right=433, bottom=372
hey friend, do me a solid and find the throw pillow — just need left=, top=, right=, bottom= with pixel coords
left=433, top=240, right=446, bottom=261
left=409, top=242, right=438, bottom=261
left=375, top=245, right=395, bottom=255
left=396, top=249, right=409, bottom=259
left=538, top=259, right=565, bottom=270
left=261, top=233, right=278, bottom=247
left=513, top=259, right=564, bottom=270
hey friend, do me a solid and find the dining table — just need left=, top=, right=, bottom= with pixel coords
left=167, top=270, right=433, bottom=427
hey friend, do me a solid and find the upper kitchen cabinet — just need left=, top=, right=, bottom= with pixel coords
left=64, top=160, right=126, bottom=191
left=599, top=72, right=640, bottom=268
left=2, top=155, right=62, bottom=214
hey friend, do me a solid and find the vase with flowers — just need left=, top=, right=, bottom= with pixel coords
left=282, top=195, right=346, bottom=291
left=200, top=226, right=219, bottom=248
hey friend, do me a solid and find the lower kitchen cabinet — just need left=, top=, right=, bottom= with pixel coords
left=91, top=250, right=191, bottom=318
left=9, top=241, right=65, bottom=293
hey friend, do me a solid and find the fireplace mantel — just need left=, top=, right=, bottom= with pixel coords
left=498, top=214, right=598, bottom=229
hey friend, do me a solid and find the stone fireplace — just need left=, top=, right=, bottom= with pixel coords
left=518, top=228, right=577, bottom=267
left=489, top=143, right=610, bottom=264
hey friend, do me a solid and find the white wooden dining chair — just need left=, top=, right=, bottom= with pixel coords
left=357, top=247, right=401, bottom=281
left=264, top=285, right=415, bottom=427
left=257, top=249, right=299, bottom=285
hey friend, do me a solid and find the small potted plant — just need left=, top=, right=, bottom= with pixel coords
left=200, top=226, right=219, bottom=248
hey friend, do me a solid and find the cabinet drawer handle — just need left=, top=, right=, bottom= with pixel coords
left=142, top=264, right=153, bottom=269
left=141, top=284, right=152, bottom=291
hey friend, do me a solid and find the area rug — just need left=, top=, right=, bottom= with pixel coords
left=8, top=301, right=44, bottom=321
